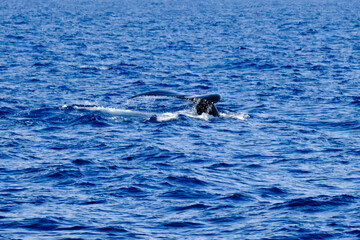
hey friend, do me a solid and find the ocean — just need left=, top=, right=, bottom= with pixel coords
left=1, top=0, right=360, bottom=239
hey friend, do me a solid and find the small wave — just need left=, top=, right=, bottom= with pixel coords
left=78, top=65, right=109, bottom=71
left=71, top=114, right=109, bottom=127
left=72, top=159, right=92, bottom=166
left=97, top=226, right=128, bottom=233
left=160, top=189, right=214, bottom=199
left=166, top=175, right=208, bottom=187
left=172, top=203, right=210, bottom=211
left=163, top=221, right=203, bottom=228
left=221, top=193, right=253, bottom=201
left=19, top=218, right=59, bottom=231
left=271, top=194, right=357, bottom=212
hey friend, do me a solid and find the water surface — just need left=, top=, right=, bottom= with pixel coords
left=1, top=0, right=360, bottom=239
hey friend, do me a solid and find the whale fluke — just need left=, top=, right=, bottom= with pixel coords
left=129, top=90, right=221, bottom=117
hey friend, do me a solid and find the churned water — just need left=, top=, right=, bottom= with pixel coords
left=1, top=0, right=360, bottom=239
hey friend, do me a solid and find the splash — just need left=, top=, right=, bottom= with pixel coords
left=220, top=111, right=250, bottom=120
left=182, top=110, right=212, bottom=121
left=155, top=109, right=213, bottom=121
left=156, top=112, right=180, bottom=121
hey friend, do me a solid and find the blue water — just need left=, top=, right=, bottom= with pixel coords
left=1, top=0, right=360, bottom=239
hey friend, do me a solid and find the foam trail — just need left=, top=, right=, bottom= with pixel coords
left=66, top=105, right=249, bottom=121
left=73, top=106, right=154, bottom=118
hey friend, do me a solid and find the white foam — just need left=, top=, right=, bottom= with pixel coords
left=156, top=112, right=179, bottom=121
left=220, top=111, right=250, bottom=120
left=74, top=106, right=153, bottom=117
left=60, top=104, right=68, bottom=109
left=183, top=111, right=211, bottom=121
left=79, top=65, right=109, bottom=70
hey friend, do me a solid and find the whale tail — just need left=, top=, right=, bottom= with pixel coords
left=129, top=90, right=220, bottom=117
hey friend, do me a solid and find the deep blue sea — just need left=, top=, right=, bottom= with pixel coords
left=1, top=0, right=360, bottom=239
